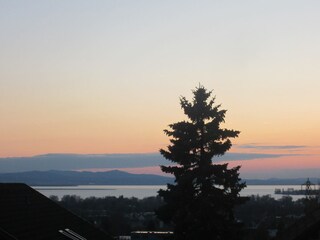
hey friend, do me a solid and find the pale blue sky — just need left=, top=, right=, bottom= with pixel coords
left=0, top=1, right=320, bottom=164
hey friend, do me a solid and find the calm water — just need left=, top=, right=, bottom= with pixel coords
left=33, top=185, right=306, bottom=200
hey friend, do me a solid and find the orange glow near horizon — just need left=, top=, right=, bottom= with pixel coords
left=226, top=155, right=320, bottom=172
left=75, top=154, right=320, bottom=178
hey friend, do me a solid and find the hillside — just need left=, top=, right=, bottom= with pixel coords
left=0, top=170, right=174, bottom=186
left=0, top=170, right=316, bottom=186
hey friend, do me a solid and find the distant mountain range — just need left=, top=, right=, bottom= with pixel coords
left=0, top=170, right=317, bottom=186
left=0, top=170, right=174, bottom=186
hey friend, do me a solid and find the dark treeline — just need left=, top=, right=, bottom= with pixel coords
left=50, top=194, right=316, bottom=239
left=236, top=195, right=305, bottom=240
left=50, top=195, right=167, bottom=236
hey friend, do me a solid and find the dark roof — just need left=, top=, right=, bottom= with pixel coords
left=0, top=183, right=112, bottom=240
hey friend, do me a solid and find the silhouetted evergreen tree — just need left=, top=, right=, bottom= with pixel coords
left=156, top=85, right=246, bottom=240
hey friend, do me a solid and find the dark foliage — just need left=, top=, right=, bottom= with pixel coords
left=51, top=195, right=310, bottom=240
left=156, top=85, right=246, bottom=240
left=51, top=195, right=167, bottom=236
left=51, top=194, right=308, bottom=239
left=235, top=195, right=305, bottom=240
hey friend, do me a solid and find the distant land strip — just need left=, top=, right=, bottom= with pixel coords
left=0, top=170, right=317, bottom=186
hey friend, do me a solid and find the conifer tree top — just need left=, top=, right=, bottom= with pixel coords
left=157, top=85, right=246, bottom=240
left=160, top=85, right=240, bottom=169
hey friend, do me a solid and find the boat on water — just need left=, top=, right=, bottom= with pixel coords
left=274, top=188, right=319, bottom=195
left=275, top=178, right=320, bottom=196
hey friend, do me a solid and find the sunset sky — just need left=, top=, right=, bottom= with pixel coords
left=1, top=1, right=320, bottom=178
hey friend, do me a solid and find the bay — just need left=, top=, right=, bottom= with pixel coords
left=33, top=185, right=308, bottom=200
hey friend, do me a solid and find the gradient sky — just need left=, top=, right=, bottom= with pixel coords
left=1, top=1, right=320, bottom=177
